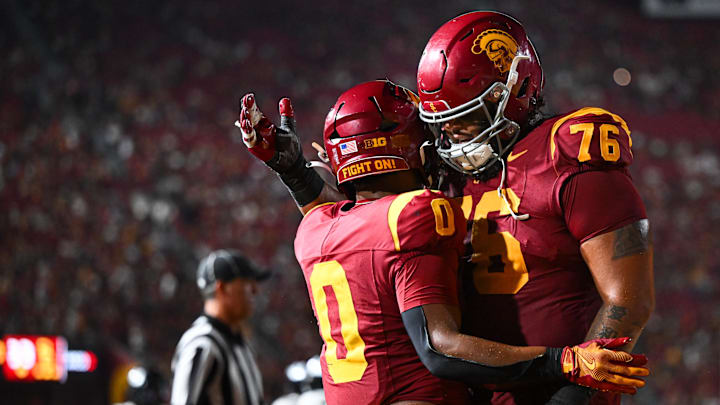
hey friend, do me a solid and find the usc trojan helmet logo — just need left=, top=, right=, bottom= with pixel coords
left=471, top=29, right=518, bottom=73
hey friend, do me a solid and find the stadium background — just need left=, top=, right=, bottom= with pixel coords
left=2, top=0, right=719, bottom=403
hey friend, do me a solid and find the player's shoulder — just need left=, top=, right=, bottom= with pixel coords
left=386, top=189, right=465, bottom=252
left=303, top=201, right=340, bottom=219
left=295, top=201, right=341, bottom=251
left=541, top=107, right=634, bottom=168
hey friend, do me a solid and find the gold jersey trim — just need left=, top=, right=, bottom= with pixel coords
left=387, top=190, right=428, bottom=251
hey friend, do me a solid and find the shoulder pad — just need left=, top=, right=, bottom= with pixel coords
left=304, top=202, right=338, bottom=218
left=549, top=107, right=633, bottom=168
left=387, top=189, right=465, bottom=252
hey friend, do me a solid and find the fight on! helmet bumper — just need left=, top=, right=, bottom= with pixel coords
left=323, top=80, right=432, bottom=184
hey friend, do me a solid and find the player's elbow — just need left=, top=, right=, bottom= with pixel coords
left=410, top=327, right=454, bottom=378
left=402, top=306, right=463, bottom=380
left=606, top=291, right=655, bottom=327
left=423, top=329, right=467, bottom=379
left=428, top=328, right=460, bottom=358
left=415, top=343, right=455, bottom=379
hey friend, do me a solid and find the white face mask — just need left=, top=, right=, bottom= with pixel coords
left=450, top=141, right=496, bottom=172
left=419, top=55, right=530, bottom=177
left=432, top=114, right=520, bottom=177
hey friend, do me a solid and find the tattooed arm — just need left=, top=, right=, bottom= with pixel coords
left=561, top=170, right=655, bottom=351
left=546, top=171, right=655, bottom=404
left=580, top=219, right=655, bottom=350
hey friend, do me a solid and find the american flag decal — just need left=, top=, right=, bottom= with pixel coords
left=339, top=140, right=358, bottom=155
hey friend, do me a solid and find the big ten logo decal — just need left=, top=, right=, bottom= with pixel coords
left=459, top=188, right=528, bottom=295
left=363, top=137, right=386, bottom=149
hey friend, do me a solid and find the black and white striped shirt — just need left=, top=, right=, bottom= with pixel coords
left=171, top=315, right=264, bottom=405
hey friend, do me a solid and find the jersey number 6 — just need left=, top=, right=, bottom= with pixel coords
left=462, top=189, right=528, bottom=295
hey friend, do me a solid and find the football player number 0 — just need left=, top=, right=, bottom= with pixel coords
left=467, top=189, right=529, bottom=294
left=430, top=198, right=455, bottom=236
left=309, top=261, right=367, bottom=383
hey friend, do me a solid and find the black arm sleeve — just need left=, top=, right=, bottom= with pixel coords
left=401, top=306, right=565, bottom=385
left=276, top=155, right=325, bottom=207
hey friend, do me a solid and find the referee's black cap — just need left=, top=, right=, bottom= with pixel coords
left=196, top=249, right=270, bottom=293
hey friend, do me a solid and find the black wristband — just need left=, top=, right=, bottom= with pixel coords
left=531, top=347, right=564, bottom=379
left=277, top=155, right=325, bottom=207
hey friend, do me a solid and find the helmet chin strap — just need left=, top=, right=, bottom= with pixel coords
left=497, top=158, right=530, bottom=221
left=492, top=54, right=530, bottom=221
left=308, top=142, right=339, bottom=192
left=419, top=140, right=436, bottom=187
left=506, top=55, right=530, bottom=90
left=495, top=54, right=530, bottom=221
left=306, top=160, right=333, bottom=173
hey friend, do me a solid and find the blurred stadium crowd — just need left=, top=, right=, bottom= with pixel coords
left=1, top=0, right=719, bottom=403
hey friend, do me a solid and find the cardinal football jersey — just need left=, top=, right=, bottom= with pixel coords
left=294, top=189, right=468, bottom=405
left=455, top=108, right=646, bottom=405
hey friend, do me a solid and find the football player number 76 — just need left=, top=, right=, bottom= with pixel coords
left=569, top=122, right=621, bottom=162
left=309, top=261, right=368, bottom=383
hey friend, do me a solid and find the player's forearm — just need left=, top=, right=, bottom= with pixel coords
left=582, top=220, right=655, bottom=350
left=403, top=306, right=649, bottom=392
left=402, top=306, right=563, bottom=385
left=584, top=295, right=653, bottom=351
left=419, top=302, right=548, bottom=366
left=433, top=331, right=547, bottom=367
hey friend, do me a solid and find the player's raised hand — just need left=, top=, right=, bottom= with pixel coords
left=561, top=337, right=649, bottom=395
left=235, top=94, right=302, bottom=173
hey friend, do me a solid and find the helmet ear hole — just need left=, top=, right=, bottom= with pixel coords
left=517, top=77, right=529, bottom=98
left=380, top=120, right=399, bottom=132
left=327, top=129, right=342, bottom=145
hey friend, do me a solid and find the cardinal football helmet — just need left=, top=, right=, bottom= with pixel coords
left=417, top=11, right=544, bottom=176
left=323, top=80, right=433, bottom=185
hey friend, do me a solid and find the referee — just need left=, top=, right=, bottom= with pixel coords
left=171, top=249, right=269, bottom=405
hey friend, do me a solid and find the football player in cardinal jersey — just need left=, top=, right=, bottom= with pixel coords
left=236, top=80, right=649, bottom=405
left=415, top=11, right=655, bottom=405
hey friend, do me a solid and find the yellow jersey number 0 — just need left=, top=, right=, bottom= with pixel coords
left=461, top=189, right=528, bottom=294
left=309, top=260, right=367, bottom=383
